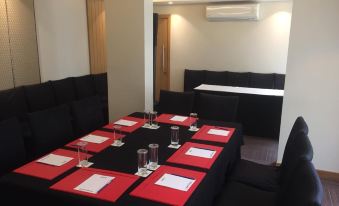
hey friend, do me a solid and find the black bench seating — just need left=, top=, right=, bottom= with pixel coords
left=184, top=69, right=285, bottom=92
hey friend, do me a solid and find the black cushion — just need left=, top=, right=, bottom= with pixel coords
left=197, top=93, right=239, bottom=122
left=73, top=75, right=96, bottom=99
left=93, top=73, right=108, bottom=97
left=214, top=181, right=277, bottom=206
left=249, top=73, right=275, bottom=89
left=71, top=96, right=105, bottom=137
left=279, top=160, right=323, bottom=206
left=184, top=69, right=206, bottom=92
left=204, top=71, right=228, bottom=86
left=274, top=74, right=285, bottom=90
left=28, top=105, right=74, bottom=158
left=24, top=82, right=56, bottom=112
left=0, top=118, right=26, bottom=176
left=158, top=90, right=195, bottom=116
left=230, top=159, right=280, bottom=192
left=51, top=78, right=77, bottom=105
left=227, top=72, right=250, bottom=87
left=0, top=87, right=28, bottom=121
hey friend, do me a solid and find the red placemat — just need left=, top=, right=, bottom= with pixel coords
left=104, top=116, right=145, bottom=133
left=50, top=168, right=139, bottom=203
left=155, top=114, right=197, bottom=127
left=14, top=149, right=91, bottom=180
left=130, top=165, right=206, bottom=206
left=191, top=125, right=235, bottom=143
left=167, top=142, right=223, bottom=169
left=66, top=130, right=125, bottom=153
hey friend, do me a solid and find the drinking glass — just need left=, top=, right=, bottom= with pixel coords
left=77, top=141, right=89, bottom=167
left=148, top=144, right=159, bottom=170
left=170, top=126, right=180, bottom=146
left=150, top=111, right=158, bottom=128
left=189, top=113, right=198, bottom=131
left=113, top=125, right=123, bottom=146
left=143, top=110, right=150, bottom=127
left=137, top=149, right=148, bottom=175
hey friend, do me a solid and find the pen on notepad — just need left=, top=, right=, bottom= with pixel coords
left=169, top=173, right=195, bottom=181
left=191, top=147, right=216, bottom=152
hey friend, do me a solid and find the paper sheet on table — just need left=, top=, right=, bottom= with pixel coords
left=207, top=129, right=229, bottom=136
left=185, top=147, right=216, bottom=159
left=80, top=135, right=109, bottom=144
left=37, top=154, right=73, bottom=167
left=114, top=119, right=137, bottom=127
left=155, top=173, right=195, bottom=192
left=170, top=116, right=188, bottom=122
left=74, top=174, right=115, bottom=194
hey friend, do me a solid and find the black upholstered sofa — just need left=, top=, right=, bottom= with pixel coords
left=184, top=69, right=285, bottom=92
left=0, top=73, right=108, bottom=174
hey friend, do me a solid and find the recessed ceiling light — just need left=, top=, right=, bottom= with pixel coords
left=168, top=1, right=173, bottom=5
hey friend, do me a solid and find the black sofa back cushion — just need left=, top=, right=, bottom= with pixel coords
left=71, top=96, right=104, bottom=137
left=280, top=160, right=323, bottom=206
left=93, top=73, right=108, bottom=97
left=74, top=75, right=96, bottom=99
left=205, top=71, right=228, bottom=86
left=184, top=70, right=206, bottom=92
left=24, top=82, right=56, bottom=112
left=227, top=72, right=250, bottom=87
left=28, top=105, right=74, bottom=158
left=158, top=90, right=195, bottom=116
left=274, top=73, right=285, bottom=90
left=0, top=87, right=28, bottom=121
left=0, top=117, right=26, bottom=176
left=51, top=77, right=77, bottom=105
left=198, top=93, right=239, bottom=122
left=249, top=73, right=274, bottom=89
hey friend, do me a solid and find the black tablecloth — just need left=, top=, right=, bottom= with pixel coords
left=0, top=112, right=243, bottom=206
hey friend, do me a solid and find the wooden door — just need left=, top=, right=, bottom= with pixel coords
left=155, top=15, right=170, bottom=102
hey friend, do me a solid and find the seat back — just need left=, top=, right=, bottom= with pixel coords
left=51, top=77, right=77, bottom=105
left=279, top=160, right=323, bottom=206
left=73, top=75, right=96, bottom=99
left=184, top=69, right=206, bottom=92
left=274, top=73, right=285, bottom=90
left=205, top=71, right=228, bottom=86
left=93, top=73, right=108, bottom=97
left=249, top=73, right=275, bottom=89
left=197, top=93, right=239, bottom=122
left=227, top=72, right=250, bottom=87
left=0, top=87, right=28, bottom=121
left=71, top=96, right=104, bottom=137
left=158, top=90, right=195, bottom=116
left=0, top=117, right=26, bottom=176
left=281, top=116, right=309, bottom=170
left=24, top=82, right=56, bottom=112
left=28, top=105, right=74, bottom=158
left=280, top=132, right=313, bottom=184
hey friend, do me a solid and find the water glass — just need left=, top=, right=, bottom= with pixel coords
left=189, top=113, right=198, bottom=130
left=137, top=149, right=148, bottom=175
left=150, top=111, right=158, bottom=128
left=170, top=126, right=180, bottom=146
left=148, top=144, right=159, bottom=170
left=143, top=110, right=150, bottom=127
left=77, top=141, right=89, bottom=167
left=113, top=125, right=123, bottom=146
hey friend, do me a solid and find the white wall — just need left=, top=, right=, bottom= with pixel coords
left=154, top=3, right=292, bottom=91
left=278, top=0, right=339, bottom=173
left=34, top=0, right=90, bottom=82
left=105, top=0, right=153, bottom=121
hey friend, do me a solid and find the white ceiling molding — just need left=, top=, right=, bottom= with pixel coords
left=153, top=0, right=291, bottom=5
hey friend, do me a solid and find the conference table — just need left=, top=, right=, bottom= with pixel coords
left=0, top=112, right=243, bottom=206
left=195, top=84, right=284, bottom=139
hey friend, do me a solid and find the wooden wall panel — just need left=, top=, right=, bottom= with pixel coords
left=87, top=0, right=107, bottom=74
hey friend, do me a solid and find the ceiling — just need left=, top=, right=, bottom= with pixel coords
left=153, top=0, right=290, bottom=5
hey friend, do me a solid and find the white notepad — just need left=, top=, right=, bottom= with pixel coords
left=155, top=173, right=195, bottom=192
left=80, top=135, right=109, bottom=144
left=37, top=154, right=73, bottom=167
left=74, top=174, right=115, bottom=194
left=114, top=119, right=137, bottom=127
left=170, top=116, right=188, bottom=122
left=207, top=129, right=229, bottom=136
left=185, top=147, right=216, bottom=159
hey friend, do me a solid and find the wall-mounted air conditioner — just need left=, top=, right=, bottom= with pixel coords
left=206, top=4, right=260, bottom=21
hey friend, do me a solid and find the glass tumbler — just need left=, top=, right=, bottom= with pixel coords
left=189, top=113, right=198, bottom=130
left=170, top=126, right=180, bottom=146
left=151, top=111, right=158, bottom=128
left=113, top=125, right=123, bottom=146
left=148, top=144, right=159, bottom=170
left=143, top=110, right=150, bottom=127
left=77, top=141, right=89, bottom=167
left=137, top=149, right=148, bottom=175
